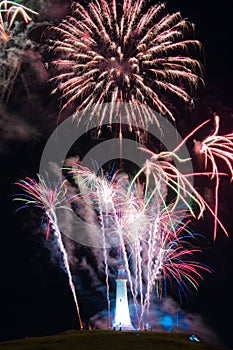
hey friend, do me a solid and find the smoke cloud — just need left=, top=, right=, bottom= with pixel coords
left=89, top=296, right=218, bottom=345
left=0, top=108, right=40, bottom=153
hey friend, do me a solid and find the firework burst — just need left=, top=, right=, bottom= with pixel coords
left=49, top=0, right=204, bottom=128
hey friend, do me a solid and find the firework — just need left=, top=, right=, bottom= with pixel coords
left=66, top=161, right=211, bottom=328
left=133, top=115, right=232, bottom=239
left=0, top=1, right=37, bottom=41
left=130, top=151, right=205, bottom=218
left=137, top=216, right=210, bottom=327
left=65, top=112, right=233, bottom=323
left=49, top=0, right=203, bottom=128
left=194, top=114, right=233, bottom=239
left=67, top=163, right=137, bottom=327
left=0, top=1, right=37, bottom=104
left=14, top=176, right=83, bottom=329
left=14, top=111, right=232, bottom=328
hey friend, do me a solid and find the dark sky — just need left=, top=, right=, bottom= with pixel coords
left=0, top=0, right=232, bottom=349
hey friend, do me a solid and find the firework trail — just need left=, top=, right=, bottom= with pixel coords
left=193, top=114, right=233, bottom=239
left=92, top=172, right=120, bottom=329
left=14, top=176, right=83, bottom=329
left=49, top=0, right=203, bottom=128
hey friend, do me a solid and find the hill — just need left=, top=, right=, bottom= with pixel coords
left=0, top=330, right=231, bottom=350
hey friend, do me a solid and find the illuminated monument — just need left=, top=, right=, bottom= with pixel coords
left=113, top=267, right=135, bottom=330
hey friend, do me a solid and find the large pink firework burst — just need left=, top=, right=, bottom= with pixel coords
left=49, top=0, right=204, bottom=127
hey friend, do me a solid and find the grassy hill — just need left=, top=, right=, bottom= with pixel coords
left=0, top=330, right=230, bottom=350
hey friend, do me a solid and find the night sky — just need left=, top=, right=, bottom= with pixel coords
left=0, top=0, right=233, bottom=349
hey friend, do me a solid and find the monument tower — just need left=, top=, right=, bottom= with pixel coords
left=113, top=266, right=135, bottom=330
